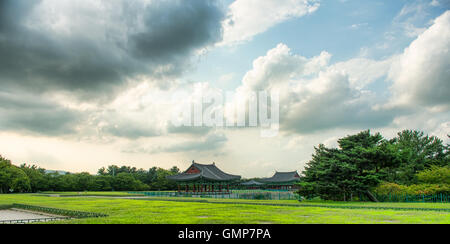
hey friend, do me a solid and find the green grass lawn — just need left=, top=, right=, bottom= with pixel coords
left=139, top=196, right=449, bottom=208
left=37, top=191, right=142, bottom=196
left=0, top=193, right=449, bottom=224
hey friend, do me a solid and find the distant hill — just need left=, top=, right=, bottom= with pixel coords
left=44, top=170, right=69, bottom=175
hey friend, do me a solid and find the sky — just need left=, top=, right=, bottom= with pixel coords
left=0, top=0, right=449, bottom=178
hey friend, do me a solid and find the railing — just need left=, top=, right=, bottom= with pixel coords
left=12, top=204, right=108, bottom=218
left=129, top=191, right=301, bottom=200
left=0, top=203, right=108, bottom=224
left=360, top=193, right=450, bottom=203
left=0, top=217, right=71, bottom=224
left=294, top=204, right=450, bottom=212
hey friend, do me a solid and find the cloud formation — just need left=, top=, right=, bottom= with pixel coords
left=0, top=1, right=448, bottom=162
left=234, top=43, right=398, bottom=134
left=388, top=10, right=450, bottom=109
left=0, top=0, right=225, bottom=97
left=0, top=90, right=82, bottom=136
left=122, top=132, right=228, bottom=154
left=229, top=11, right=450, bottom=135
left=221, top=0, right=320, bottom=45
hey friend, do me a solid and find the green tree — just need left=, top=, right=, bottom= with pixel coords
left=0, top=156, right=31, bottom=193
left=112, top=173, right=148, bottom=191
left=391, top=130, right=448, bottom=184
left=92, top=175, right=113, bottom=191
left=299, top=130, right=392, bottom=200
left=20, top=164, right=48, bottom=192
left=150, top=168, right=178, bottom=191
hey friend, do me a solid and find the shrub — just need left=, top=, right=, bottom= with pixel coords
left=417, top=165, right=450, bottom=185
left=374, top=181, right=450, bottom=196
left=373, top=182, right=407, bottom=195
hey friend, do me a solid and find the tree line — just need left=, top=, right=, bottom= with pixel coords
left=0, top=158, right=181, bottom=193
left=298, top=130, right=450, bottom=201
left=2, top=129, right=449, bottom=200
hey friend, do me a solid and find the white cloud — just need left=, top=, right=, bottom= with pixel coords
left=239, top=43, right=330, bottom=91
left=387, top=10, right=450, bottom=109
left=232, top=43, right=397, bottom=134
left=331, top=57, right=394, bottom=89
left=393, top=1, right=432, bottom=38
left=430, top=0, right=440, bottom=7
left=323, top=136, right=339, bottom=148
left=349, top=22, right=368, bottom=30
left=220, top=0, right=320, bottom=45
left=390, top=110, right=450, bottom=142
left=225, top=11, right=449, bottom=136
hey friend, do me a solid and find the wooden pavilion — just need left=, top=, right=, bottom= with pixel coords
left=259, top=171, right=301, bottom=191
left=166, top=161, right=241, bottom=193
left=240, top=180, right=265, bottom=190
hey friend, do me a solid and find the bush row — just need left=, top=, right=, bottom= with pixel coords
left=373, top=182, right=450, bottom=195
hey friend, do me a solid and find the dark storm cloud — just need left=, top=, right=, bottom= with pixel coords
left=101, top=121, right=161, bottom=139
left=0, top=0, right=225, bottom=136
left=125, top=133, right=228, bottom=154
left=128, top=0, right=224, bottom=62
left=0, top=91, right=82, bottom=135
left=0, top=0, right=225, bottom=96
left=0, top=0, right=41, bottom=31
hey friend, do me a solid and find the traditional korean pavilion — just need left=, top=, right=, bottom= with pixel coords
left=241, top=180, right=264, bottom=186
left=240, top=180, right=265, bottom=190
left=167, top=161, right=241, bottom=193
left=259, top=171, right=301, bottom=190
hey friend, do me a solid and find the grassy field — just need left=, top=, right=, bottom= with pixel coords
left=37, top=191, right=144, bottom=197
left=1, top=193, right=449, bottom=224
left=35, top=191, right=450, bottom=209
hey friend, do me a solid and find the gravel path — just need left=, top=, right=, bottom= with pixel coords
left=0, top=209, right=58, bottom=221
